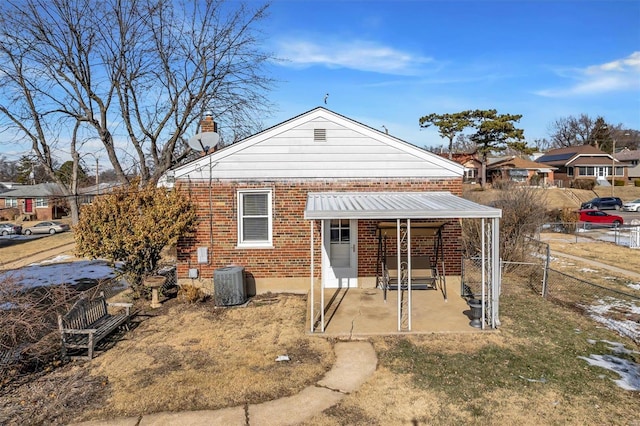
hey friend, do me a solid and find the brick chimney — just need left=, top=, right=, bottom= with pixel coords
left=201, top=111, right=217, bottom=133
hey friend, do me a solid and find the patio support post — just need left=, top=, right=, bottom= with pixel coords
left=491, top=217, right=501, bottom=327
left=481, top=218, right=486, bottom=330
left=396, top=219, right=401, bottom=332
left=321, top=219, right=325, bottom=332
left=310, top=220, right=314, bottom=333
left=407, top=218, right=412, bottom=331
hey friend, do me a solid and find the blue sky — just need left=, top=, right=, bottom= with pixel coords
left=261, top=0, right=640, bottom=148
left=1, top=0, right=638, bottom=165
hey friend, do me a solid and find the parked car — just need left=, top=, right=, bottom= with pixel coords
left=621, top=198, right=640, bottom=212
left=0, top=223, right=22, bottom=236
left=580, top=197, right=623, bottom=210
left=578, top=209, right=623, bottom=228
left=23, top=221, right=70, bottom=235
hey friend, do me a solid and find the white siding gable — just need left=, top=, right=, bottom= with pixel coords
left=171, top=108, right=463, bottom=181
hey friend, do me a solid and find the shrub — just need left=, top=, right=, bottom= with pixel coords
left=178, top=284, right=205, bottom=303
left=635, top=179, right=640, bottom=187
left=529, top=174, right=541, bottom=186
left=0, top=278, right=76, bottom=383
left=461, top=186, right=549, bottom=266
left=570, top=179, right=595, bottom=190
left=491, top=178, right=515, bottom=191
left=75, top=179, right=196, bottom=298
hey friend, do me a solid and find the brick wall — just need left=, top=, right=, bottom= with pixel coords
left=177, top=178, right=464, bottom=290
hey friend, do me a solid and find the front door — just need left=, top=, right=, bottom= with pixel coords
left=322, top=219, right=358, bottom=288
left=24, top=198, right=33, bottom=213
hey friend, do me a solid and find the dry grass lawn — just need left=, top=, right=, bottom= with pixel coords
left=4, top=277, right=638, bottom=426
left=0, top=231, right=74, bottom=266
left=465, top=185, right=640, bottom=210
left=2, top=193, right=640, bottom=425
left=80, top=294, right=334, bottom=420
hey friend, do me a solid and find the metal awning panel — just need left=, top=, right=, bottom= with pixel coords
left=304, top=192, right=501, bottom=220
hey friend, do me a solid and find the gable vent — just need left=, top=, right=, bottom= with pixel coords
left=314, top=128, right=326, bottom=142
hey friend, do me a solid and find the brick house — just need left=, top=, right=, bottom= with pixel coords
left=439, top=153, right=482, bottom=184
left=0, top=183, right=66, bottom=220
left=535, top=145, right=627, bottom=186
left=163, top=108, right=502, bottom=331
left=486, top=156, right=556, bottom=186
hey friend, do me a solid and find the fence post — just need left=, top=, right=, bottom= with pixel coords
left=541, top=243, right=550, bottom=298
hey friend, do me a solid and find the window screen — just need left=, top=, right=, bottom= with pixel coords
left=239, top=190, right=272, bottom=245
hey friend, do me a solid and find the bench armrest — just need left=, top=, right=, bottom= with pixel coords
left=107, top=302, right=134, bottom=316
left=62, top=328, right=98, bottom=335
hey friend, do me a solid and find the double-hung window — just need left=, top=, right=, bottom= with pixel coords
left=5, top=197, right=17, bottom=207
left=36, top=198, right=48, bottom=207
left=238, top=189, right=272, bottom=248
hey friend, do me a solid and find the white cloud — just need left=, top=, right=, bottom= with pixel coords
left=275, top=38, right=433, bottom=76
left=536, top=51, right=640, bottom=97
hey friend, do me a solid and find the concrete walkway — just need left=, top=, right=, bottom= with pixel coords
left=70, top=341, right=377, bottom=426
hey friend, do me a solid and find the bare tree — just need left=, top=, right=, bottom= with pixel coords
left=546, top=114, right=621, bottom=149
left=452, top=134, right=477, bottom=154
left=0, top=0, right=274, bottom=222
left=462, top=185, right=548, bottom=267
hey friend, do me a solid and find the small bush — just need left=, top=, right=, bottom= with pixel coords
left=571, top=179, right=595, bottom=190
left=178, top=284, right=205, bottom=303
left=490, top=178, right=515, bottom=190
left=0, top=279, right=76, bottom=384
left=529, top=174, right=541, bottom=186
left=461, top=186, right=549, bottom=266
left=556, top=208, right=579, bottom=233
left=635, top=179, right=640, bottom=187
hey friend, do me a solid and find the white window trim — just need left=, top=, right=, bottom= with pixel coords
left=5, top=197, right=17, bottom=207
left=35, top=197, right=48, bottom=207
left=236, top=189, right=273, bottom=249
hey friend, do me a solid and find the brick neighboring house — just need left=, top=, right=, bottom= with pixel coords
left=486, top=156, right=556, bottom=186
left=0, top=183, right=66, bottom=220
left=615, top=148, right=640, bottom=182
left=535, top=144, right=627, bottom=187
left=162, top=108, right=502, bottom=330
left=439, top=153, right=482, bottom=184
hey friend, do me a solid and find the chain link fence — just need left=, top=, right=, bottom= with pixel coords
left=462, top=238, right=640, bottom=344
left=539, top=222, right=640, bottom=248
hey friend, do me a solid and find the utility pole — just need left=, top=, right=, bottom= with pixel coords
left=95, top=157, right=99, bottom=195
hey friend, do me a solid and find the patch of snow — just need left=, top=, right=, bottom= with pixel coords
left=628, top=283, right=640, bottom=291
left=33, top=254, right=75, bottom=265
left=579, top=268, right=598, bottom=273
left=581, top=298, right=640, bottom=342
left=0, top=260, right=122, bottom=289
left=587, top=339, right=597, bottom=345
left=578, top=354, right=640, bottom=391
left=599, top=340, right=640, bottom=355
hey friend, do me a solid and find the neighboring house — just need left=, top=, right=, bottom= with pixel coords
left=77, top=182, right=121, bottom=205
left=0, top=182, right=23, bottom=194
left=615, top=148, right=640, bottom=182
left=486, top=156, right=556, bottom=186
left=535, top=145, right=627, bottom=187
left=0, top=183, right=66, bottom=220
left=163, top=107, right=502, bottom=332
left=439, top=153, right=482, bottom=184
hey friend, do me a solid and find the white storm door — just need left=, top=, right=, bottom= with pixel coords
left=322, top=219, right=358, bottom=288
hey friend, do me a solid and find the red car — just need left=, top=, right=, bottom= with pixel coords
left=578, top=209, right=623, bottom=228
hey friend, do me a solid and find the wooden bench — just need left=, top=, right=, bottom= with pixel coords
left=57, top=294, right=133, bottom=361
